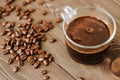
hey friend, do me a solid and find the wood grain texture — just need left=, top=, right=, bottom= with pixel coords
left=0, top=0, right=120, bottom=80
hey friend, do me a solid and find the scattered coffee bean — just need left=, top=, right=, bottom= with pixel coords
left=44, top=76, right=50, bottom=80
left=42, top=10, right=47, bottom=15
left=17, top=60, right=23, bottom=66
left=79, top=77, right=85, bottom=80
left=8, top=58, right=13, bottom=64
left=41, top=69, right=48, bottom=75
left=43, top=59, right=49, bottom=66
left=56, top=17, right=62, bottom=23
left=49, top=38, right=56, bottom=43
left=37, top=0, right=45, bottom=5
left=111, top=57, right=120, bottom=77
left=33, top=61, right=40, bottom=68
left=13, top=66, right=19, bottom=72
left=38, top=19, right=43, bottom=24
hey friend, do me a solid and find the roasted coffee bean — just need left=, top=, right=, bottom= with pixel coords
left=27, top=56, right=34, bottom=62
left=7, top=31, right=13, bottom=36
left=79, top=77, right=85, bottom=80
left=43, top=59, right=49, bottom=66
left=22, top=1, right=27, bottom=6
left=12, top=53, right=18, bottom=59
left=41, top=35, right=47, bottom=41
left=6, top=45, right=11, bottom=50
left=13, top=66, right=19, bottom=72
left=32, top=44, right=39, bottom=49
left=8, top=58, right=13, bottom=64
left=33, top=61, right=40, bottom=68
left=14, top=46, right=19, bottom=51
left=3, top=50, right=9, bottom=55
left=56, top=17, right=62, bottom=23
left=5, top=22, right=11, bottom=28
left=17, top=60, right=23, bottom=66
left=38, top=50, right=45, bottom=54
left=49, top=23, right=54, bottom=29
left=49, top=38, right=56, bottom=43
left=20, top=54, right=27, bottom=60
left=29, top=59, right=36, bottom=65
left=38, top=19, right=43, bottom=24
left=2, top=21, right=8, bottom=26
left=15, top=56, right=20, bottom=61
left=10, top=49, right=14, bottom=53
left=0, top=44, right=6, bottom=49
left=42, top=10, right=47, bottom=15
left=48, top=56, right=54, bottom=62
left=39, top=57, right=44, bottom=62
left=37, top=0, right=45, bottom=5
left=44, top=76, right=50, bottom=80
left=44, top=54, right=51, bottom=59
left=41, top=69, right=48, bottom=75
left=111, top=57, right=120, bottom=77
left=0, top=29, right=7, bottom=36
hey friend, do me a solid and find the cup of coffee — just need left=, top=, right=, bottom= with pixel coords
left=61, top=6, right=116, bottom=64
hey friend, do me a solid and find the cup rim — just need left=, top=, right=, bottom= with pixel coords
left=63, top=6, right=116, bottom=49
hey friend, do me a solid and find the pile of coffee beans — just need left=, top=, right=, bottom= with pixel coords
left=0, top=0, right=62, bottom=80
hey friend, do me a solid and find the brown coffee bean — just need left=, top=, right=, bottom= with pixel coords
left=22, top=1, right=27, bottom=6
left=0, top=44, right=6, bottom=49
left=6, top=45, right=11, bottom=50
left=42, top=10, right=47, bottom=15
left=3, top=50, right=9, bottom=55
left=20, top=54, right=27, bottom=60
left=38, top=56, right=44, bottom=62
left=44, top=76, right=50, bottom=80
left=17, top=60, right=23, bottom=66
left=29, top=8, right=35, bottom=12
left=38, top=19, right=43, bottom=24
left=79, top=77, right=85, bottom=80
left=27, top=56, right=33, bottom=62
left=41, top=35, right=47, bottom=41
left=111, top=57, right=120, bottom=77
left=44, top=54, right=51, bottom=59
left=14, top=46, right=19, bottom=51
left=12, top=53, right=18, bottom=59
left=5, top=22, right=11, bottom=28
left=13, top=66, right=19, bottom=72
left=38, top=0, right=45, bottom=5
left=48, top=56, right=54, bottom=62
left=0, top=29, right=7, bottom=36
left=38, top=50, right=45, bottom=55
left=41, top=69, right=48, bottom=75
left=15, top=56, right=20, bottom=61
left=49, top=23, right=54, bottom=29
left=32, top=44, right=39, bottom=49
left=33, top=61, right=40, bottom=68
left=29, top=59, right=36, bottom=65
left=8, top=58, right=13, bottom=64
left=56, top=17, right=62, bottom=23
left=2, top=21, right=8, bottom=26
left=10, top=49, right=14, bottom=53
left=7, top=31, right=13, bottom=36
left=43, top=59, right=49, bottom=66
left=42, top=26, right=49, bottom=32
left=49, top=38, right=56, bottom=43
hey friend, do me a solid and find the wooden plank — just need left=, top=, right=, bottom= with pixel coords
left=0, top=0, right=74, bottom=80
left=43, top=0, right=120, bottom=80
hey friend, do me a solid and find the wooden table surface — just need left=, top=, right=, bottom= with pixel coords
left=0, top=0, right=120, bottom=80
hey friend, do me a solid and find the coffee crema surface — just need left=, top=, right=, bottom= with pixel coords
left=67, top=16, right=110, bottom=46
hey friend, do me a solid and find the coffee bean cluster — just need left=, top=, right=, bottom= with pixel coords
left=0, top=0, right=62, bottom=79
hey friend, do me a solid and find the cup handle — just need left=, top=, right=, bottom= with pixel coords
left=61, top=6, right=76, bottom=24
